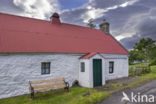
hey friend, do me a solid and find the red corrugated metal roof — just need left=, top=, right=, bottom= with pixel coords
left=0, top=13, right=128, bottom=54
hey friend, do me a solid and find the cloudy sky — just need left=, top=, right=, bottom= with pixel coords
left=0, top=0, right=156, bottom=50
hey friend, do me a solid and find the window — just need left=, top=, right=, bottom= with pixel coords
left=81, top=62, right=85, bottom=72
left=41, top=62, right=50, bottom=75
left=109, top=61, right=114, bottom=74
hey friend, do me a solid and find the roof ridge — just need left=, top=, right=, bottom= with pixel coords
left=62, top=22, right=100, bottom=31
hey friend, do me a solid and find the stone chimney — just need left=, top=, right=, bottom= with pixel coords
left=99, top=19, right=110, bottom=34
left=50, top=12, right=61, bottom=24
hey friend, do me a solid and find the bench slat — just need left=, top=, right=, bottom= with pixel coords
left=30, top=78, right=65, bottom=84
left=33, top=82, right=66, bottom=89
left=29, top=78, right=69, bottom=100
left=34, top=86, right=66, bottom=93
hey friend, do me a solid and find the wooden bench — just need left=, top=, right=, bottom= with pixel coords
left=29, top=78, right=69, bottom=99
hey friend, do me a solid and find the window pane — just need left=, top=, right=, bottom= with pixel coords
left=41, top=69, right=44, bottom=74
left=109, top=68, right=113, bottom=73
left=48, top=63, right=50, bottom=69
left=109, top=62, right=114, bottom=74
left=41, top=63, right=44, bottom=69
left=109, top=62, right=114, bottom=68
left=46, top=68, right=49, bottom=74
left=46, top=63, right=50, bottom=69
left=41, top=62, right=50, bottom=75
left=81, top=62, right=85, bottom=72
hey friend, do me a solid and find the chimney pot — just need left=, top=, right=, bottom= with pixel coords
left=50, top=12, right=61, bottom=24
left=99, top=19, right=110, bottom=34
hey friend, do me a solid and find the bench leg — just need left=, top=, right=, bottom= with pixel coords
left=30, top=87, right=35, bottom=100
left=64, top=82, right=70, bottom=92
left=31, top=91, right=34, bottom=100
left=64, top=86, right=69, bottom=92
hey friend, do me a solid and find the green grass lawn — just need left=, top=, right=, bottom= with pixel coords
left=0, top=87, right=112, bottom=104
left=0, top=65, right=156, bottom=104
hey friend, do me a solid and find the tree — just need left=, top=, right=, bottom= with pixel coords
left=129, top=38, right=156, bottom=64
left=149, top=45, right=156, bottom=58
left=149, top=45, right=156, bottom=65
left=129, top=50, right=138, bottom=64
left=129, top=49, right=144, bottom=64
left=87, top=19, right=96, bottom=29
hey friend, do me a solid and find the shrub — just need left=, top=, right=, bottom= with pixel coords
left=149, top=58, right=156, bottom=66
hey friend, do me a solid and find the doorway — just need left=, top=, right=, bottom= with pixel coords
left=93, top=59, right=102, bottom=87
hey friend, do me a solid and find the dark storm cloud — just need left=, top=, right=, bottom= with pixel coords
left=121, top=0, right=156, bottom=50
left=93, top=3, right=150, bottom=37
left=104, top=4, right=150, bottom=32
left=138, top=0, right=156, bottom=8
left=100, top=0, right=156, bottom=50
left=120, top=12, right=156, bottom=50
left=61, top=8, right=87, bottom=26
left=60, top=0, right=135, bottom=26
left=138, top=18, right=156, bottom=39
left=120, top=35, right=141, bottom=49
left=61, top=0, right=136, bottom=25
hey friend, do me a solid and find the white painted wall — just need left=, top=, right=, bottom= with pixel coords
left=101, top=54, right=129, bottom=80
left=0, top=53, right=82, bottom=99
left=0, top=53, right=128, bottom=99
left=79, top=59, right=90, bottom=87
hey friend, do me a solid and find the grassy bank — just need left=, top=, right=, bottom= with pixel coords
left=0, top=65, right=156, bottom=104
left=0, top=87, right=112, bottom=104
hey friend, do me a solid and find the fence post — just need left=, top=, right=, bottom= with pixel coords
left=136, top=66, right=138, bottom=75
left=133, top=67, right=135, bottom=76
left=149, top=65, right=151, bottom=73
left=129, top=67, right=133, bottom=76
left=143, top=66, right=145, bottom=74
left=145, top=63, right=148, bottom=73
left=140, top=64, right=142, bottom=75
left=138, top=65, right=140, bottom=75
left=135, top=66, right=137, bottom=75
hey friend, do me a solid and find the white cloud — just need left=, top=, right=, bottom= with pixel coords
left=81, top=0, right=139, bottom=23
left=115, top=33, right=134, bottom=40
left=120, top=0, right=139, bottom=7
left=115, top=35, right=126, bottom=40
left=82, top=5, right=118, bottom=23
left=113, top=7, right=156, bottom=41
left=13, top=0, right=60, bottom=19
left=82, top=8, right=105, bottom=23
left=87, top=5, right=92, bottom=10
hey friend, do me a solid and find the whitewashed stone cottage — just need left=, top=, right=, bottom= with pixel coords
left=0, top=13, right=129, bottom=98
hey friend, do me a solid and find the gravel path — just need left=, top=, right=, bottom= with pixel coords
left=97, top=79, right=156, bottom=104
